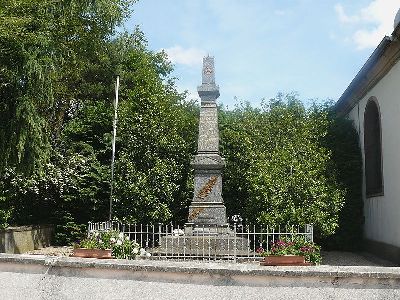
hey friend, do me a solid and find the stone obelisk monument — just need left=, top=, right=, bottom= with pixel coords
left=186, top=56, right=228, bottom=229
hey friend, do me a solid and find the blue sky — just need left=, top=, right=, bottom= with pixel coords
left=125, top=0, right=399, bottom=108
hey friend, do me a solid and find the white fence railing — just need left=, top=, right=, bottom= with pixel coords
left=88, top=221, right=313, bottom=261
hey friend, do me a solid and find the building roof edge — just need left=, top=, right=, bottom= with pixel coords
left=335, top=36, right=393, bottom=117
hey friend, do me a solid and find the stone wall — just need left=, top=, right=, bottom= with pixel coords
left=0, top=225, right=53, bottom=254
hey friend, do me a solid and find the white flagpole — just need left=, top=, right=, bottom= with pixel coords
left=110, top=75, right=119, bottom=221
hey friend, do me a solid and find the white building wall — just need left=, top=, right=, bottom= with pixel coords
left=347, top=60, right=400, bottom=248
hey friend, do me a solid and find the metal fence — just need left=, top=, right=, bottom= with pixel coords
left=88, top=221, right=313, bottom=262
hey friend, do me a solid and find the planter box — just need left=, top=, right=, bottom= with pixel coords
left=72, top=248, right=112, bottom=259
left=260, top=255, right=311, bottom=266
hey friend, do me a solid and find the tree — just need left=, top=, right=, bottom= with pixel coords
left=0, top=28, right=199, bottom=240
left=0, top=0, right=136, bottom=237
left=110, top=33, right=199, bottom=224
left=0, top=0, right=135, bottom=174
left=220, top=93, right=347, bottom=238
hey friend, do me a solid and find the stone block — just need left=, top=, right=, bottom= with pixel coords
left=0, top=225, right=54, bottom=254
left=158, top=235, right=250, bottom=256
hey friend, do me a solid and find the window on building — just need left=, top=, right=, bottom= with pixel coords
left=364, top=98, right=383, bottom=197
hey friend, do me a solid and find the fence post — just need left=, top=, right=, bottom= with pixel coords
left=305, top=224, right=313, bottom=242
left=233, top=223, right=237, bottom=263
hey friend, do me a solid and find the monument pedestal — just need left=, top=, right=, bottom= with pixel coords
left=158, top=223, right=249, bottom=257
left=158, top=235, right=250, bottom=257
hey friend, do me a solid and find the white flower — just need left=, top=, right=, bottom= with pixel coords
left=146, top=253, right=151, bottom=257
left=99, top=240, right=103, bottom=244
left=140, top=248, right=146, bottom=255
left=125, top=236, right=130, bottom=241
left=94, top=231, right=99, bottom=237
left=118, top=233, right=124, bottom=239
left=116, top=240, right=122, bottom=246
left=132, top=248, right=139, bottom=254
left=172, top=229, right=184, bottom=236
left=110, top=238, right=116, bottom=243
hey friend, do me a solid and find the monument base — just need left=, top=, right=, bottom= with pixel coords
left=157, top=234, right=250, bottom=257
left=156, top=223, right=250, bottom=257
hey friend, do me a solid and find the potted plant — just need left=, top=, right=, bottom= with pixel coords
left=73, top=229, right=140, bottom=259
left=257, top=236, right=321, bottom=266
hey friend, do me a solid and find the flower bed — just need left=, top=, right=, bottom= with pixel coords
left=73, top=229, right=142, bottom=259
left=257, top=236, right=321, bottom=265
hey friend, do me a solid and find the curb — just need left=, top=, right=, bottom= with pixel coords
left=1, top=254, right=400, bottom=288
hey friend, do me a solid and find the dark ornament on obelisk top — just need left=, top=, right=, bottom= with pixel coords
left=186, top=56, right=228, bottom=227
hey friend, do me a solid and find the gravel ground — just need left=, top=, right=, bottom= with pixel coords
left=24, top=247, right=396, bottom=267
left=25, top=246, right=74, bottom=257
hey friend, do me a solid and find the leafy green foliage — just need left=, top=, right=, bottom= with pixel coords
left=54, top=221, right=87, bottom=246
left=0, top=171, right=13, bottom=229
left=0, top=22, right=198, bottom=235
left=111, top=34, right=198, bottom=224
left=220, top=93, right=347, bottom=238
left=0, top=0, right=136, bottom=174
left=322, top=113, right=363, bottom=250
left=1, top=146, right=110, bottom=243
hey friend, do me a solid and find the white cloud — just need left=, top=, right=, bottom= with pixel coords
left=335, top=1, right=399, bottom=50
left=353, top=27, right=386, bottom=50
left=163, top=46, right=206, bottom=67
left=334, top=4, right=360, bottom=23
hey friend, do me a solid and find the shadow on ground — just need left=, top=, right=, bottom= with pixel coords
left=321, top=251, right=397, bottom=267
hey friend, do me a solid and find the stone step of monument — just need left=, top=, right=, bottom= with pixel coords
left=186, top=226, right=233, bottom=236
left=158, top=235, right=250, bottom=255
left=149, top=249, right=257, bottom=258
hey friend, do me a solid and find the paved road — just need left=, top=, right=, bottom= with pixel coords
left=1, top=271, right=399, bottom=300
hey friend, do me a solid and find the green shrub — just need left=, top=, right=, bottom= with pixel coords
left=321, top=113, right=363, bottom=250
left=54, top=220, right=87, bottom=246
left=221, top=94, right=346, bottom=238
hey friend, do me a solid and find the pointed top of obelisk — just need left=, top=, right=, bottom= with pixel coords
left=198, top=55, right=220, bottom=101
left=202, top=55, right=215, bottom=84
